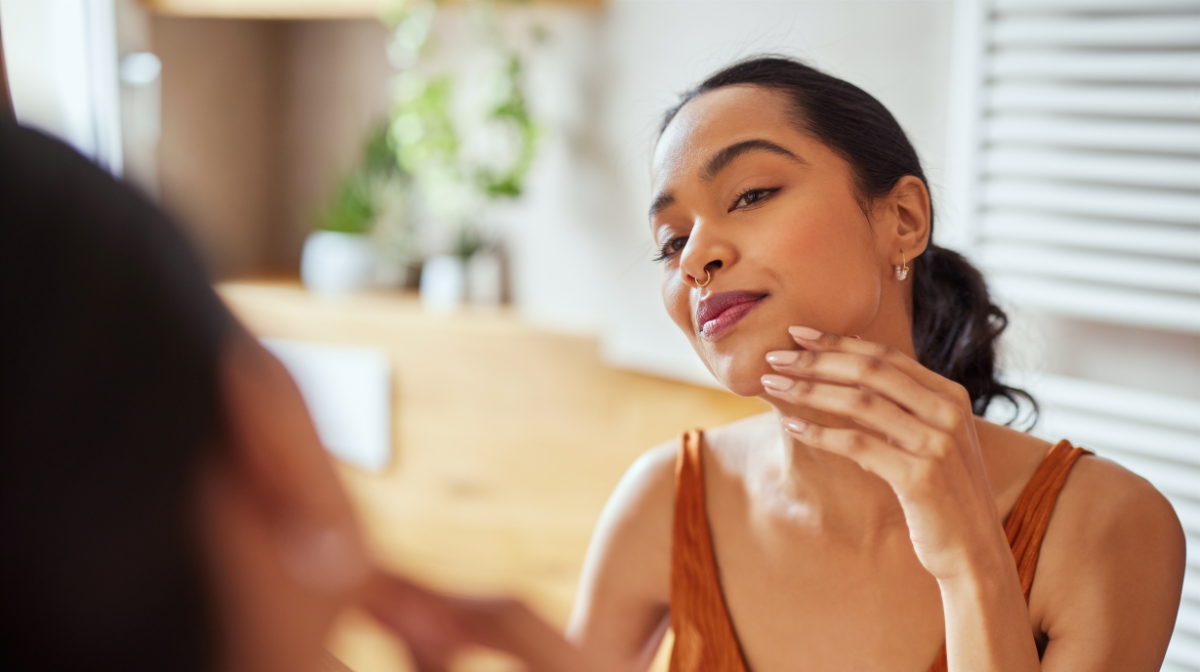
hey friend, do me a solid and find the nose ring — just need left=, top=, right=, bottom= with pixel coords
left=695, top=268, right=712, bottom=288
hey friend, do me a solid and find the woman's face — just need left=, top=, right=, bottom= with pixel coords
left=650, top=85, right=901, bottom=397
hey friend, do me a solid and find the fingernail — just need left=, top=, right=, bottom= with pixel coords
left=765, top=350, right=799, bottom=365
left=783, top=417, right=809, bottom=434
left=761, top=374, right=795, bottom=391
left=789, top=326, right=822, bottom=340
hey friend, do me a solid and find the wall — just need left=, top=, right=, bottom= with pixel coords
left=149, top=16, right=394, bottom=278
left=153, top=16, right=286, bottom=276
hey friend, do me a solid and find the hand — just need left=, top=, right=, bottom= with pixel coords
left=760, top=326, right=1010, bottom=582
left=364, top=572, right=598, bottom=672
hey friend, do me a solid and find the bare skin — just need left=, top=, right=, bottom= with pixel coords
left=568, top=86, right=1185, bottom=672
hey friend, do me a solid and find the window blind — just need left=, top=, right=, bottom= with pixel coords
left=968, top=0, right=1200, bottom=333
left=950, top=1, right=1200, bottom=668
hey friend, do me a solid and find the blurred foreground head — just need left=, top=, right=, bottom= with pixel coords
left=0, top=122, right=368, bottom=672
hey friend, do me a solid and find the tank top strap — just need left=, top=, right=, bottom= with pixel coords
left=926, top=439, right=1089, bottom=672
left=927, top=439, right=1091, bottom=672
left=669, top=430, right=749, bottom=672
left=1004, top=439, right=1092, bottom=601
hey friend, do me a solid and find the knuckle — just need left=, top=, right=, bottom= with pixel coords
left=928, top=431, right=955, bottom=458
left=843, top=431, right=868, bottom=453
left=939, top=404, right=966, bottom=432
left=848, top=389, right=874, bottom=410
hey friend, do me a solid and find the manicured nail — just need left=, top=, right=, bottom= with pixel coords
left=761, top=374, right=795, bottom=391
left=766, top=350, right=799, bottom=365
left=789, top=326, right=822, bottom=340
left=783, top=417, right=809, bottom=434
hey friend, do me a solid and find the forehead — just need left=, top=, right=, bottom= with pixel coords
left=652, top=86, right=800, bottom=188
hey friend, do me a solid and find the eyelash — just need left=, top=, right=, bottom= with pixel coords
left=730, top=186, right=780, bottom=212
left=652, top=186, right=781, bottom=263
left=653, top=237, right=686, bottom=263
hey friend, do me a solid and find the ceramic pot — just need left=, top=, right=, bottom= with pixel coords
left=467, top=250, right=503, bottom=308
left=420, top=254, right=466, bottom=314
left=301, top=231, right=375, bottom=295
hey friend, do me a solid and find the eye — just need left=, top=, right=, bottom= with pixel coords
left=653, top=236, right=688, bottom=262
left=731, top=187, right=780, bottom=211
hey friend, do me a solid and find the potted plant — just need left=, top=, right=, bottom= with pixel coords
left=301, top=173, right=378, bottom=295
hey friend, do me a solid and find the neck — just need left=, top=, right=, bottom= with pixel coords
left=757, top=401, right=908, bottom=546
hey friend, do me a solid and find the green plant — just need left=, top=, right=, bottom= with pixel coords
left=316, top=173, right=376, bottom=235
left=383, top=0, right=541, bottom=245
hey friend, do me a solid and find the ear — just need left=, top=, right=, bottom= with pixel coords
left=874, top=175, right=931, bottom=266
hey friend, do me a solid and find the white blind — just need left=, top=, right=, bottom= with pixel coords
left=950, top=1, right=1200, bottom=668
left=1005, top=374, right=1200, bottom=671
left=968, top=0, right=1200, bottom=333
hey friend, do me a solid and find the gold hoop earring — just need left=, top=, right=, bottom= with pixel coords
left=696, top=268, right=712, bottom=288
left=894, top=252, right=909, bottom=281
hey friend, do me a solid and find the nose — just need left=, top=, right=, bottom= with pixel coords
left=679, top=224, right=732, bottom=290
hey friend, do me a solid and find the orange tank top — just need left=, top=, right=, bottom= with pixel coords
left=668, top=430, right=1091, bottom=672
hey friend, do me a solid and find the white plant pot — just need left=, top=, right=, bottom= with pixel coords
left=420, top=255, right=466, bottom=314
left=301, top=231, right=375, bottom=296
left=467, top=251, right=503, bottom=308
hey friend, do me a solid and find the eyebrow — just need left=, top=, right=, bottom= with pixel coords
left=648, top=192, right=676, bottom=219
left=649, top=139, right=806, bottom=219
left=702, top=139, right=806, bottom=181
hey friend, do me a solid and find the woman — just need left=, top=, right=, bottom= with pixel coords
left=0, top=121, right=590, bottom=672
left=568, top=57, right=1184, bottom=672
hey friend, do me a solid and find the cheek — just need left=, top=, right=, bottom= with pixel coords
left=758, top=201, right=882, bottom=328
left=662, top=272, right=693, bottom=333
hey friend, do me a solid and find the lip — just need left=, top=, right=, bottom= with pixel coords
left=696, top=290, right=768, bottom=340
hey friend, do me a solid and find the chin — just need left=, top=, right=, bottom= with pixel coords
left=704, top=349, right=774, bottom=398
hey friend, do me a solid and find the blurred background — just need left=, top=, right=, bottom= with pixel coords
left=3, top=0, right=1198, bottom=670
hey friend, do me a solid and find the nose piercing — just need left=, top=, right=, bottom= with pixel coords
left=695, top=268, right=712, bottom=288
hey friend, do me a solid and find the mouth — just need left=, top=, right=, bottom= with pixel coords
left=696, top=290, right=768, bottom=340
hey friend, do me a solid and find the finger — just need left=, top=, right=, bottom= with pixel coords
left=781, top=416, right=915, bottom=485
left=787, top=326, right=968, bottom=402
left=364, top=573, right=471, bottom=661
left=764, top=349, right=966, bottom=435
left=452, top=597, right=595, bottom=672
left=761, top=376, right=936, bottom=453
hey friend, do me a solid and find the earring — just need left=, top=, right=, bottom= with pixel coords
left=894, top=252, right=909, bottom=281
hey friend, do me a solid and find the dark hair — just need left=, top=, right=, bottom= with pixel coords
left=662, top=56, right=1034, bottom=423
left=1, top=123, right=231, bottom=670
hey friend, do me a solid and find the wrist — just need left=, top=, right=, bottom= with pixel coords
left=936, top=528, right=1018, bottom=595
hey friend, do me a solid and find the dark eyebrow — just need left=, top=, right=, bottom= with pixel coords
left=648, top=191, right=676, bottom=219
left=702, top=139, right=806, bottom=181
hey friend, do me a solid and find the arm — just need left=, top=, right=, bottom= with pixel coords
left=1035, top=457, right=1184, bottom=671
left=567, top=443, right=678, bottom=672
left=760, top=328, right=1184, bottom=671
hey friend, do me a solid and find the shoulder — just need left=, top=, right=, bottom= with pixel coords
left=1031, top=449, right=1184, bottom=664
left=574, top=437, right=680, bottom=590
left=567, top=437, right=681, bottom=646
left=1049, top=451, right=1183, bottom=563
